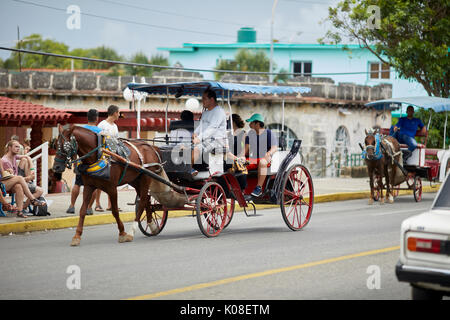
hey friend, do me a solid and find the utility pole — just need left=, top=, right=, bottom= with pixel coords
left=17, top=26, right=22, bottom=72
left=269, top=0, right=278, bottom=83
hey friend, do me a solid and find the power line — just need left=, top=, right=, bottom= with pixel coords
left=94, top=0, right=306, bottom=36
left=10, top=0, right=237, bottom=39
left=0, top=46, right=393, bottom=77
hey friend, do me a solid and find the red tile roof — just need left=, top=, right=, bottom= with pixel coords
left=0, top=96, right=72, bottom=127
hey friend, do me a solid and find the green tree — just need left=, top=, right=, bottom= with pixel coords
left=274, top=68, right=289, bottom=83
left=124, top=52, right=168, bottom=77
left=214, top=49, right=272, bottom=80
left=415, top=109, right=449, bottom=149
left=3, top=33, right=71, bottom=69
left=81, top=46, right=123, bottom=70
left=320, top=0, right=449, bottom=97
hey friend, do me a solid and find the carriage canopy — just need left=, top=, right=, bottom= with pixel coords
left=365, top=96, right=450, bottom=113
left=127, top=81, right=311, bottom=99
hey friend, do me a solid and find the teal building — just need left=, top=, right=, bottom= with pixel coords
left=158, top=27, right=427, bottom=98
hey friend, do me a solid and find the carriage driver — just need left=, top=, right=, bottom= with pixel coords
left=191, top=87, right=228, bottom=176
left=389, top=105, right=426, bottom=161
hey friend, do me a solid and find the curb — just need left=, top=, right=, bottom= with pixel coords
left=0, top=185, right=440, bottom=235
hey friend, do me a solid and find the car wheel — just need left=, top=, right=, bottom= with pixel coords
left=411, top=286, right=443, bottom=300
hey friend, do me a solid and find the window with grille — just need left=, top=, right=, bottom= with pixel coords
left=369, top=62, right=390, bottom=79
left=292, top=61, right=312, bottom=77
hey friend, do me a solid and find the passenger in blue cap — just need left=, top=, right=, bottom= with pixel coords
left=244, top=113, right=278, bottom=197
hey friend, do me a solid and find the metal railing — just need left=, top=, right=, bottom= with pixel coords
left=301, top=146, right=363, bottom=177
left=27, top=142, right=49, bottom=195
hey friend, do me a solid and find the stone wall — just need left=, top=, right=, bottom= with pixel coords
left=0, top=69, right=392, bottom=102
left=0, top=69, right=392, bottom=177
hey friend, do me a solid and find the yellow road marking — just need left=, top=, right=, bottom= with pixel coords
left=126, top=245, right=400, bottom=300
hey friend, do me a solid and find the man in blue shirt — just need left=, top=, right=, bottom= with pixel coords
left=390, top=105, right=426, bottom=160
left=66, top=109, right=103, bottom=214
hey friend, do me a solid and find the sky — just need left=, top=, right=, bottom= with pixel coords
left=0, top=0, right=340, bottom=63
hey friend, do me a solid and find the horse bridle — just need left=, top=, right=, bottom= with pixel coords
left=55, top=129, right=105, bottom=170
left=55, top=132, right=79, bottom=170
left=363, top=133, right=383, bottom=161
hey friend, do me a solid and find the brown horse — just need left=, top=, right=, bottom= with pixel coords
left=53, top=124, right=186, bottom=246
left=363, top=129, right=401, bottom=205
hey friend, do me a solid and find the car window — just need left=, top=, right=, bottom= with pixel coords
left=433, top=173, right=450, bottom=210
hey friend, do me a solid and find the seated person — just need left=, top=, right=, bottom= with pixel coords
left=169, top=110, right=194, bottom=145
left=2, top=139, right=43, bottom=209
left=226, top=114, right=247, bottom=190
left=191, top=88, right=227, bottom=175
left=389, top=105, right=426, bottom=161
left=0, top=161, right=44, bottom=218
left=227, top=113, right=246, bottom=162
left=244, top=113, right=278, bottom=197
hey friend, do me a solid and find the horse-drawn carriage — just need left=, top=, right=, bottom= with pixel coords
left=128, top=81, right=314, bottom=238
left=53, top=81, right=314, bottom=245
left=362, top=97, right=450, bottom=203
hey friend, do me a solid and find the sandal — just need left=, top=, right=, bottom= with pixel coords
left=95, top=205, right=104, bottom=212
left=14, top=209, right=27, bottom=218
left=30, top=198, right=46, bottom=207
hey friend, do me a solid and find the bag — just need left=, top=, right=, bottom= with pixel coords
left=33, top=196, right=51, bottom=216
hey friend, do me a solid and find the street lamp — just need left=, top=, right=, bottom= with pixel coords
left=123, top=77, right=147, bottom=139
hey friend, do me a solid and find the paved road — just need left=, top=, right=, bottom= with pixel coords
left=0, top=193, right=444, bottom=300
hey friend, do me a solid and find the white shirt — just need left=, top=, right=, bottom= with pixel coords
left=194, top=105, right=227, bottom=142
left=98, top=120, right=119, bottom=137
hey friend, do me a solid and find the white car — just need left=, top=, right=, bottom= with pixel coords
left=396, top=172, right=450, bottom=300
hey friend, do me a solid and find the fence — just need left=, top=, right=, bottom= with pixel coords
left=28, top=142, right=49, bottom=195
left=301, top=146, right=363, bottom=177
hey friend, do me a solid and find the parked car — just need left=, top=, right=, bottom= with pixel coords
left=396, top=172, right=450, bottom=299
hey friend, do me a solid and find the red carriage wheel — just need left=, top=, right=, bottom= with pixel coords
left=413, top=176, right=422, bottom=202
left=280, top=164, right=314, bottom=231
left=196, top=182, right=228, bottom=237
left=136, top=195, right=168, bottom=237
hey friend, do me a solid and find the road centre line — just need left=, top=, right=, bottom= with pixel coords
left=126, top=245, right=400, bottom=300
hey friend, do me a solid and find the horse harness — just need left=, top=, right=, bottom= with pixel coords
left=57, top=129, right=164, bottom=184
left=362, top=132, right=402, bottom=165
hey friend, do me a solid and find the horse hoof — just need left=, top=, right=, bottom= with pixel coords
left=118, top=234, right=133, bottom=243
left=71, top=237, right=81, bottom=247
left=368, top=199, right=374, bottom=205
left=380, top=199, right=385, bottom=205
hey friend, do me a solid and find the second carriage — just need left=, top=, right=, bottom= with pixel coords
left=365, top=97, right=450, bottom=202
left=127, top=81, right=314, bottom=237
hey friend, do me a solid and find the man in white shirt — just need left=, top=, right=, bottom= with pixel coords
left=97, top=104, right=120, bottom=211
left=98, top=105, right=120, bottom=137
left=191, top=88, right=227, bottom=175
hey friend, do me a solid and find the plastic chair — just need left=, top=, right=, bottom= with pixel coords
left=0, top=183, right=7, bottom=217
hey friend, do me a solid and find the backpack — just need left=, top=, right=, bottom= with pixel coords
left=33, top=196, right=51, bottom=216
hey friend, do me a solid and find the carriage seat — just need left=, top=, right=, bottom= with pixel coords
left=168, top=120, right=194, bottom=145
left=379, top=128, right=428, bottom=149
left=169, top=120, right=194, bottom=132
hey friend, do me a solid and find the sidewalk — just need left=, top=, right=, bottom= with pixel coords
left=0, top=177, right=440, bottom=235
